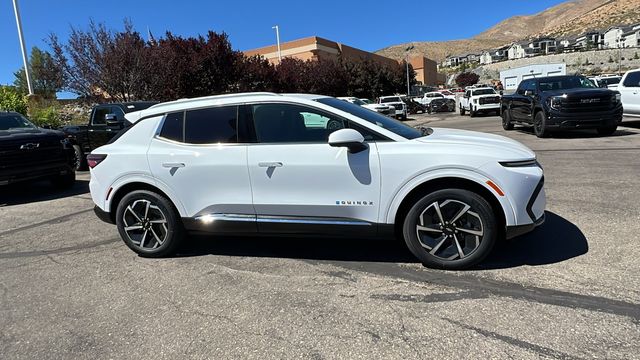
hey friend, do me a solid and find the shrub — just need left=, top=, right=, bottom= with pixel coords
left=0, top=86, right=28, bottom=115
left=608, top=56, right=614, bottom=63
left=634, top=52, right=639, bottom=60
left=455, top=72, right=479, bottom=88
left=29, top=105, right=62, bottom=128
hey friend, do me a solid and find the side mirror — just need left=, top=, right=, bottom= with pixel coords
left=524, top=90, right=535, bottom=97
left=105, top=113, right=123, bottom=127
left=328, top=128, right=367, bottom=153
left=499, top=90, right=504, bottom=95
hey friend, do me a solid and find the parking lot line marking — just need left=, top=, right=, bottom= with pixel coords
left=0, top=208, right=93, bottom=237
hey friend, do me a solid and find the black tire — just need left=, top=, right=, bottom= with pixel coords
left=533, top=111, right=549, bottom=138
left=73, top=145, right=87, bottom=171
left=116, top=190, right=184, bottom=257
left=401, top=114, right=407, bottom=121
left=596, top=126, right=617, bottom=136
left=469, top=106, right=476, bottom=118
left=402, top=189, right=497, bottom=270
left=459, top=104, right=465, bottom=116
left=50, top=170, right=76, bottom=189
left=502, top=109, right=514, bottom=130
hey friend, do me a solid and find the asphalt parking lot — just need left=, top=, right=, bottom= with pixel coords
left=1, top=113, right=639, bottom=359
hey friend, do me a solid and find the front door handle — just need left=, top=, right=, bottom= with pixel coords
left=162, top=162, right=185, bottom=168
left=258, top=162, right=283, bottom=168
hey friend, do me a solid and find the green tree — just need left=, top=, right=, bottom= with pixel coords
left=13, top=47, right=63, bottom=99
left=0, top=86, right=28, bottom=115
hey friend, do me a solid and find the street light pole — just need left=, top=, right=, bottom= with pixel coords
left=405, top=45, right=414, bottom=96
left=272, top=25, right=282, bottom=63
left=12, top=0, right=33, bottom=95
left=617, top=34, right=622, bottom=76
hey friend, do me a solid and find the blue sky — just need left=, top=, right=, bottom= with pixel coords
left=1, top=0, right=566, bottom=91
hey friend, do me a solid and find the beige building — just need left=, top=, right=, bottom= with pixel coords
left=244, top=36, right=441, bottom=86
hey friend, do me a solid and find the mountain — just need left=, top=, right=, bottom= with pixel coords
left=376, top=0, right=640, bottom=62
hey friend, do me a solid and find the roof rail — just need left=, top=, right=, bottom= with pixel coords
left=148, top=92, right=279, bottom=109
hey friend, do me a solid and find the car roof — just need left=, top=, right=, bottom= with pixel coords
left=125, top=92, right=331, bottom=122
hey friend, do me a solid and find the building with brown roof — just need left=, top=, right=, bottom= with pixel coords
left=244, top=36, right=441, bottom=87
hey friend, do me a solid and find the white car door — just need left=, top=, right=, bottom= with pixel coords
left=246, top=102, right=381, bottom=236
left=620, top=70, right=640, bottom=116
left=147, top=106, right=255, bottom=231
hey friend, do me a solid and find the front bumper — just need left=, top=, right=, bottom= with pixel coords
left=0, top=163, right=73, bottom=186
left=506, top=212, right=545, bottom=239
left=546, top=107, right=623, bottom=129
left=506, top=175, right=546, bottom=239
left=473, top=103, right=500, bottom=111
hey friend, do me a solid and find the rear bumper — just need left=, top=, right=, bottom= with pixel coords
left=94, top=205, right=114, bottom=224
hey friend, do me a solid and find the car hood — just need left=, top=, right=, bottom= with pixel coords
left=0, top=127, right=64, bottom=141
left=414, top=127, right=535, bottom=160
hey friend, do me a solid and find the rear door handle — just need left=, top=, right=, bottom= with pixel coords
left=162, top=162, right=185, bottom=168
left=258, top=162, right=283, bottom=168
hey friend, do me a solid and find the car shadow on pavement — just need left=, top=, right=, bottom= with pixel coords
left=478, top=211, right=588, bottom=270
left=514, top=126, right=636, bottom=138
left=0, top=178, right=89, bottom=206
left=177, top=235, right=419, bottom=263
left=176, top=211, right=587, bottom=268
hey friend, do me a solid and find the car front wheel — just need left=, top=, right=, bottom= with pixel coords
left=533, top=111, right=549, bottom=138
left=116, top=190, right=184, bottom=257
left=459, top=105, right=465, bottom=115
left=502, top=109, right=514, bottom=130
left=402, top=189, right=497, bottom=270
left=596, top=126, right=617, bottom=136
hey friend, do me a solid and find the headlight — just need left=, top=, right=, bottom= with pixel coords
left=549, top=96, right=563, bottom=110
left=613, top=93, right=621, bottom=104
left=499, top=159, right=540, bottom=168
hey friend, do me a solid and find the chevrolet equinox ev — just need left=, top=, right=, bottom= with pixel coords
left=89, top=93, right=545, bottom=270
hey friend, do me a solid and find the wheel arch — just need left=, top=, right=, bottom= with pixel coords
left=387, top=176, right=511, bottom=239
left=107, top=179, right=185, bottom=223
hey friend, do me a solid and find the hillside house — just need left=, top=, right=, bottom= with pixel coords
left=623, top=23, right=640, bottom=48
left=604, top=26, right=625, bottom=48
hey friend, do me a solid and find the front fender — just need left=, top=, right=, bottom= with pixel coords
left=383, top=168, right=516, bottom=226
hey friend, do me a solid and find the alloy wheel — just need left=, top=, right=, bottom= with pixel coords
left=415, top=199, right=484, bottom=260
left=122, top=199, right=169, bottom=250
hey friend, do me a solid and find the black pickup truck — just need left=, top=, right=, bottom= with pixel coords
left=501, top=75, right=623, bottom=138
left=62, top=102, right=157, bottom=169
left=0, top=111, right=75, bottom=188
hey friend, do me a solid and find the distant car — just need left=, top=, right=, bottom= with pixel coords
left=62, top=102, right=158, bottom=170
left=359, top=98, right=373, bottom=104
left=500, top=75, right=622, bottom=137
left=615, top=69, right=640, bottom=117
left=378, top=96, right=407, bottom=120
left=418, top=92, right=446, bottom=106
left=459, top=87, right=502, bottom=117
left=588, top=75, right=621, bottom=88
left=428, top=98, right=456, bottom=113
left=438, top=90, right=457, bottom=99
left=401, top=97, right=427, bottom=114
left=0, top=111, right=75, bottom=188
left=338, top=97, right=395, bottom=116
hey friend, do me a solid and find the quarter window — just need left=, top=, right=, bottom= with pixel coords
left=184, top=106, right=238, bottom=144
left=92, top=107, right=110, bottom=125
left=251, top=103, right=345, bottom=143
left=159, top=112, right=184, bottom=142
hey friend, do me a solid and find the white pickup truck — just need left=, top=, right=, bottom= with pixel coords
left=613, top=69, right=640, bottom=117
left=459, top=87, right=502, bottom=117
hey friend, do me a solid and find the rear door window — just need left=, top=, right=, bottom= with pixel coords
left=184, top=106, right=238, bottom=144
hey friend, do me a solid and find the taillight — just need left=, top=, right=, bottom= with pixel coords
left=87, top=154, right=107, bottom=168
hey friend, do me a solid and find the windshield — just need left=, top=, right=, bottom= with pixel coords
left=351, top=98, right=366, bottom=106
left=380, top=97, right=402, bottom=103
left=0, top=114, right=36, bottom=131
left=440, top=91, right=453, bottom=95
left=316, top=98, right=422, bottom=139
left=472, top=88, right=496, bottom=96
left=360, top=99, right=372, bottom=104
left=599, top=77, right=621, bottom=86
left=538, top=76, right=597, bottom=91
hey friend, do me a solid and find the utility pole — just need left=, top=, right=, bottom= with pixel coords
left=405, top=45, right=414, bottom=96
left=12, top=0, right=33, bottom=95
left=272, top=25, right=282, bottom=63
left=617, top=34, right=622, bottom=76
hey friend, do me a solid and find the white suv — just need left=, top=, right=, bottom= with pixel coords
left=378, top=96, right=407, bottom=120
left=89, top=92, right=545, bottom=269
left=459, top=87, right=501, bottom=117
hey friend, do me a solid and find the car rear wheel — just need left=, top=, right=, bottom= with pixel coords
left=116, top=190, right=184, bottom=257
left=502, top=109, right=514, bottom=130
left=459, top=104, right=465, bottom=116
left=402, top=189, right=497, bottom=270
left=533, top=111, right=549, bottom=138
left=596, top=126, right=617, bottom=136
